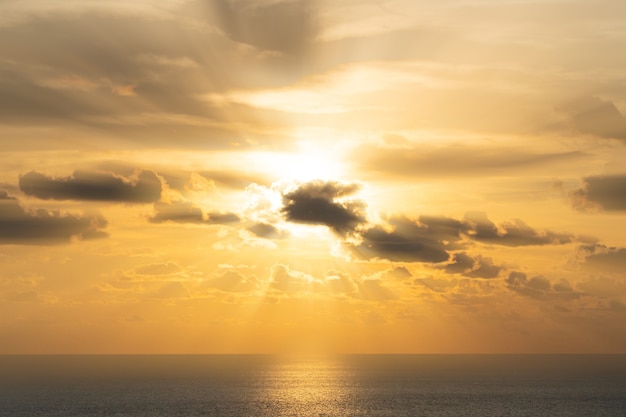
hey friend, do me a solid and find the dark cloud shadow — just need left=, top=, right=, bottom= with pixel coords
left=578, top=244, right=626, bottom=273
left=0, top=191, right=107, bottom=244
left=281, top=180, right=367, bottom=236
left=571, top=175, right=626, bottom=212
left=19, top=170, right=161, bottom=203
left=248, top=223, right=289, bottom=239
left=463, top=211, right=573, bottom=246
left=507, top=271, right=579, bottom=300
left=354, top=218, right=451, bottom=263
left=444, top=252, right=503, bottom=278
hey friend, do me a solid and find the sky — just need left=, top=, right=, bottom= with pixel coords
left=2, top=0, right=626, bottom=354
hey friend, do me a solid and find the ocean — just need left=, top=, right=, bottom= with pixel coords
left=1, top=355, right=625, bottom=416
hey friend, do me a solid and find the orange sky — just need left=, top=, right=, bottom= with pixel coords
left=1, top=0, right=626, bottom=354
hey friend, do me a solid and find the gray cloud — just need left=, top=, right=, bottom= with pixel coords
left=350, top=212, right=572, bottom=263
left=354, top=217, right=450, bottom=263
left=248, top=223, right=289, bottom=239
left=359, top=144, right=585, bottom=179
left=19, top=170, right=161, bottom=203
left=463, top=211, right=573, bottom=247
left=149, top=201, right=239, bottom=224
left=571, top=175, right=626, bottom=212
left=198, top=0, right=318, bottom=58
left=578, top=244, right=626, bottom=272
left=281, top=180, right=367, bottom=235
left=507, top=271, right=578, bottom=299
left=0, top=191, right=107, bottom=244
left=0, top=8, right=296, bottom=149
left=556, top=96, right=626, bottom=141
left=444, top=252, right=503, bottom=278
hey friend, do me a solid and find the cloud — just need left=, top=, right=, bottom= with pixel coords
left=149, top=201, right=240, bottom=224
left=444, top=252, right=503, bottom=278
left=324, top=270, right=358, bottom=294
left=0, top=190, right=107, bottom=244
left=570, top=175, right=626, bottom=212
left=0, top=9, right=293, bottom=149
left=248, top=223, right=289, bottom=239
left=357, top=278, right=397, bottom=301
left=463, top=212, right=573, bottom=246
left=268, top=265, right=361, bottom=295
left=204, top=270, right=258, bottom=293
left=577, top=276, right=626, bottom=298
left=270, top=264, right=317, bottom=292
left=359, top=144, right=585, bottom=179
left=507, top=271, right=578, bottom=299
left=19, top=170, right=161, bottom=203
left=349, top=212, right=574, bottom=263
left=201, top=0, right=319, bottom=57
left=414, top=277, right=458, bottom=292
left=578, top=244, right=626, bottom=273
left=281, top=180, right=367, bottom=235
left=556, top=96, right=626, bottom=141
left=352, top=216, right=451, bottom=263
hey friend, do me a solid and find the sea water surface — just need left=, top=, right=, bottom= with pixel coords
left=1, top=355, right=625, bottom=416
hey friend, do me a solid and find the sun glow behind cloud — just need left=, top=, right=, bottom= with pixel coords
left=2, top=0, right=626, bottom=355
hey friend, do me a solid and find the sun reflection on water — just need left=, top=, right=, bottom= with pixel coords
left=253, top=357, right=356, bottom=416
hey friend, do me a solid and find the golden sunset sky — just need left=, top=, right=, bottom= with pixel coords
left=2, top=0, right=626, bottom=354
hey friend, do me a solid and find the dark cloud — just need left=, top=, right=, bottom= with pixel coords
left=444, top=252, right=503, bottom=278
left=0, top=191, right=107, bottom=244
left=578, top=244, right=626, bottom=272
left=281, top=180, right=367, bottom=235
left=463, top=212, right=573, bottom=246
left=248, top=223, right=289, bottom=239
left=349, top=212, right=574, bottom=263
left=204, top=270, right=258, bottom=292
left=571, top=175, right=626, bottom=212
left=149, top=201, right=239, bottom=224
left=354, top=219, right=450, bottom=263
left=556, top=96, right=626, bottom=141
left=507, top=271, right=578, bottom=299
left=19, top=170, right=161, bottom=203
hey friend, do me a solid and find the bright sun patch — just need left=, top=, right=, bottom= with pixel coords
left=246, top=142, right=347, bottom=182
